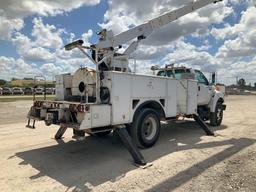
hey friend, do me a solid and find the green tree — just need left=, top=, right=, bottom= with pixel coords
left=0, top=79, right=6, bottom=86
left=23, top=77, right=33, bottom=80
left=237, top=78, right=246, bottom=89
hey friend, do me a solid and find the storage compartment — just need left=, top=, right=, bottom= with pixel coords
left=176, top=79, right=197, bottom=115
left=106, top=71, right=178, bottom=124
left=55, top=74, right=73, bottom=100
left=80, top=104, right=111, bottom=129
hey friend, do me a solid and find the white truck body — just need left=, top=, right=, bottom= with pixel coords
left=26, top=1, right=225, bottom=162
left=55, top=74, right=72, bottom=100
left=52, top=71, right=198, bottom=130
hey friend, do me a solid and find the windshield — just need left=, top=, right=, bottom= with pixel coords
left=157, top=68, right=196, bottom=80
left=173, top=69, right=191, bottom=80
left=157, top=70, right=174, bottom=78
left=195, top=70, right=209, bottom=85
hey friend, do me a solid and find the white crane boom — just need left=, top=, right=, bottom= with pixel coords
left=95, top=0, right=222, bottom=51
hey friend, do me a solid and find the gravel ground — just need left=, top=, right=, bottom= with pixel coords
left=0, top=95, right=255, bottom=192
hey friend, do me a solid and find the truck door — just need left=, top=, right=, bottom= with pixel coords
left=195, top=70, right=212, bottom=105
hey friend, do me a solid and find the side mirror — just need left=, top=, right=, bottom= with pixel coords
left=211, top=72, right=216, bottom=85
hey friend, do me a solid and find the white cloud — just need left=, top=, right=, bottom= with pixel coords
left=0, top=1, right=98, bottom=80
left=12, top=32, right=33, bottom=53
left=0, top=17, right=24, bottom=39
left=0, top=55, right=94, bottom=80
left=55, top=29, right=94, bottom=60
left=215, top=6, right=256, bottom=58
left=99, top=0, right=233, bottom=46
left=40, top=63, right=61, bottom=76
left=51, top=57, right=95, bottom=78
left=0, top=0, right=100, bottom=18
left=0, top=0, right=100, bottom=40
left=160, top=40, right=222, bottom=72
left=0, top=56, right=41, bottom=80
left=32, top=17, right=64, bottom=49
left=12, top=32, right=55, bottom=62
left=81, top=29, right=93, bottom=45
left=217, top=59, right=256, bottom=85
left=24, top=47, right=55, bottom=62
left=131, top=44, right=173, bottom=60
left=210, top=24, right=236, bottom=40
left=129, top=59, right=155, bottom=75
left=9, top=19, right=95, bottom=77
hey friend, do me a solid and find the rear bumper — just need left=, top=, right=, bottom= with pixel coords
left=27, top=100, right=111, bottom=130
left=27, top=100, right=91, bottom=128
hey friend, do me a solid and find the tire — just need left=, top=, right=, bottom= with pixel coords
left=210, top=101, right=223, bottom=126
left=131, top=108, right=161, bottom=148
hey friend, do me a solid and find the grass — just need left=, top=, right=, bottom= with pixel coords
left=0, top=95, right=55, bottom=102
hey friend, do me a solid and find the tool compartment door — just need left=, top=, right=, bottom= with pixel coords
left=177, top=79, right=197, bottom=115
left=187, top=80, right=198, bottom=114
left=80, top=104, right=111, bottom=129
left=166, top=79, right=177, bottom=117
left=111, top=73, right=131, bottom=125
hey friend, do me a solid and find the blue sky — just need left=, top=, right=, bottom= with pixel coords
left=0, top=1, right=108, bottom=59
left=0, top=0, right=255, bottom=85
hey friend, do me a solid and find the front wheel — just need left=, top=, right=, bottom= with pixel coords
left=131, top=108, right=160, bottom=148
left=210, top=102, right=224, bottom=126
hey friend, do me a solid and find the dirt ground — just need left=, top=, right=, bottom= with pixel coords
left=0, top=95, right=255, bottom=192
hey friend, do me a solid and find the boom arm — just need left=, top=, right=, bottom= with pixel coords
left=64, top=0, right=222, bottom=105
left=95, top=0, right=222, bottom=51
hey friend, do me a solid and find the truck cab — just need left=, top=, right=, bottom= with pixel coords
left=156, top=65, right=226, bottom=126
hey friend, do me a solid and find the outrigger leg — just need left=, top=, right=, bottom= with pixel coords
left=114, top=125, right=146, bottom=166
left=55, top=124, right=68, bottom=139
left=193, top=115, right=215, bottom=136
left=26, top=118, right=36, bottom=129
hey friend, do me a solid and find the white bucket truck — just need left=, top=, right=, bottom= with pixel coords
left=27, top=0, right=225, bottom=165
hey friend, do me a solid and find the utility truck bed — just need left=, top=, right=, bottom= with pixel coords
left=28, top=72, right=198, bottom=130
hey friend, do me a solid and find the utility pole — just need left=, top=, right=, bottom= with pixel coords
left=236, top=76, right=239, bottom=85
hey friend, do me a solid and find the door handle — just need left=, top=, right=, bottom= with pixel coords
left=198, top=86, right=200, bottom=91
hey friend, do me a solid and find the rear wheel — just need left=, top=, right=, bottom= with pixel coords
left=131, top=108, right=160, bottom=148
left=210, top=101, right=223, bottom=126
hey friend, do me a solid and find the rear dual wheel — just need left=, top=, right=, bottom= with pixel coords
left=131, top=108, right=160, bottom=148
